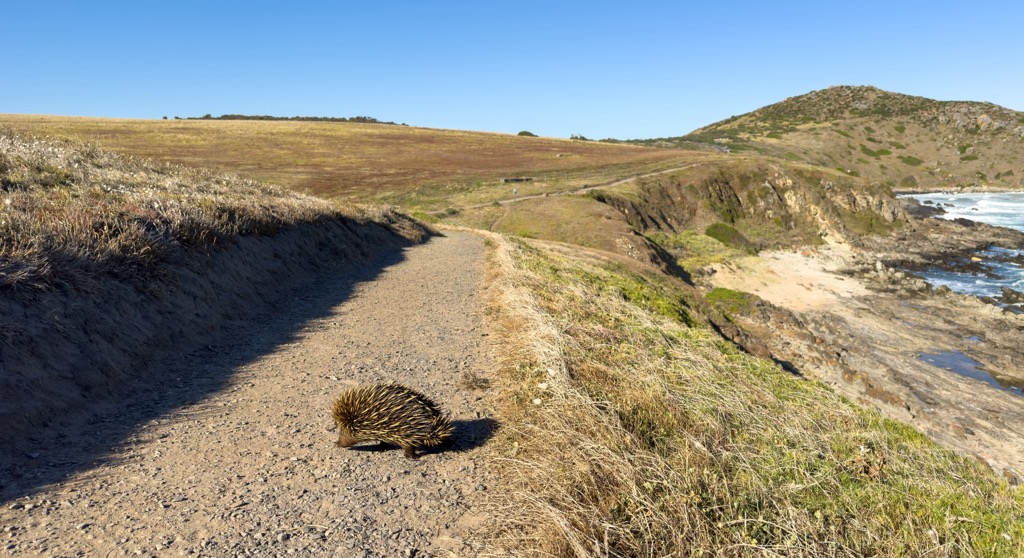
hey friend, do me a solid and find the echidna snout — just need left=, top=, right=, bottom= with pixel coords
left=335, top=428, right=360, bottom=448
left=331, top=382, right=453, bottom=459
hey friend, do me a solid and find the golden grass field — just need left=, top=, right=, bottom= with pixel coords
left=0, top=115, right=697, bottom=210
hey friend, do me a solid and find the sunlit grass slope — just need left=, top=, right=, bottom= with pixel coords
left=481, top=234, right=1023, bottom=557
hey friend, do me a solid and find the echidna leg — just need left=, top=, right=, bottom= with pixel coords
left=402, top=445, right=419, bottom=459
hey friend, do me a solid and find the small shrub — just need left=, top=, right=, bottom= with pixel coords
left=517, top=130, right=537, bottom=137
left=705, top=222, right=756, bottom=254
left=898, top=155, right=924, bottom=166
left=960, top=154, right=979, bottom=161
left=958, top=144, right=972, bottom=154
left=894, top=124, right=906, bottom=133
left=705, top=287, right=757, bottom=315
left=860, top=145, right=891, bottom=158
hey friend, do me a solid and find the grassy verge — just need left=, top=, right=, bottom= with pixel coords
left=480, top=234, right=1023, bottom=556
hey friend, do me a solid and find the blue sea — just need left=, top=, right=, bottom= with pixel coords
left=903, top=192, right=1024, bottom=300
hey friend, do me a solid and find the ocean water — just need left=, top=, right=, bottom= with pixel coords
left=903, top=192, right=1024, bottom=300
left=909, top=191, right=1024, bottom=233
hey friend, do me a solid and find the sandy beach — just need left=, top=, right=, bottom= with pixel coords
left=709, top=247, right=870, bottom=312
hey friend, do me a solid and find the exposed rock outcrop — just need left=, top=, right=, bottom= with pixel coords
left=595, top=161, right=907, bottom=249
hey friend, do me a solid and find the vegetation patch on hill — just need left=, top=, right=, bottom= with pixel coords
left=480, top=234, right=1023, bottom=557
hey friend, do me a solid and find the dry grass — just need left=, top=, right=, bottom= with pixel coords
left=479, top=234, right=1024, bottom=557
left=0, top=128, right=423, bottom=295
left=0, top=115, right=696, bottom=210
left=452, top=195, right=639, bottom=254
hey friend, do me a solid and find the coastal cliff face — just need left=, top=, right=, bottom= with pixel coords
left=586, top=153, right=1024, bottom=479
left=594, top=160, right=907, bottom=249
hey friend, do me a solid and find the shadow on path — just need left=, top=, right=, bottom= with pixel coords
left=0, top=228, right=429, bottom=501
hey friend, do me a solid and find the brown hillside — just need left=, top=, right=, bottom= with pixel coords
left=662, top=86, right=1024, bottom=191
left=0, top=115, right=693, bottom=209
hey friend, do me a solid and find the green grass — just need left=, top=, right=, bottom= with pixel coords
left=645, top=230, right=748, bottom=273
left=898, top=155, right=924, bottom=166
left=705, top=287, right=758, bottom=315
left=705, top=222, right=757, bottom=254
left=860, top=144, right=892, bottom=158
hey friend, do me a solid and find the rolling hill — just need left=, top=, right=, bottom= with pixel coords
left=0, top=115, right=693, bottom=209
left=634, top=85, right=1024, bottom=191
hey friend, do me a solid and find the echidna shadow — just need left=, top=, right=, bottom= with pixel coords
left=346, top=417, right=498, bottom=457
left=332, top=382, right=497, bottom=459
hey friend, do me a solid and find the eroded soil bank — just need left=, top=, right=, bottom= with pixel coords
left=706, top=215, right=1024, bottom=481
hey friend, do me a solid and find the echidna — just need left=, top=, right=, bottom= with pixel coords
left=331, top=382, right=453, bottom=459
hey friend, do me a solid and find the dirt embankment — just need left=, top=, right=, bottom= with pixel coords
left=1, top=229, right=496, bottom=557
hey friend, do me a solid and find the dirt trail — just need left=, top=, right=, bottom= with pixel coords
left=0, top=231, right=495, bottom=557
left=461, top=162, right=707, bottom=211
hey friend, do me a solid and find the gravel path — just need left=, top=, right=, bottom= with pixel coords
left=1, top=231, right=494, bottom=557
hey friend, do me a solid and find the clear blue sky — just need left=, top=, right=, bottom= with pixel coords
left=6, top=1, right=1024, bottom=139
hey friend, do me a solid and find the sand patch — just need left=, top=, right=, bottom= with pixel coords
left=709, top=246, right=869, bottom=311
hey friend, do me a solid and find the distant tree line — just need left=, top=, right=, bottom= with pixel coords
left=177, top=114, right=406, bottom=125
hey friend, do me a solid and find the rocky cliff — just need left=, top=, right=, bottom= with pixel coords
left=593, top=159, right=907, bottom=250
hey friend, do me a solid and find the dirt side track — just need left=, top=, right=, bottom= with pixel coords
left=0, top=231, right=494, bottom=557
